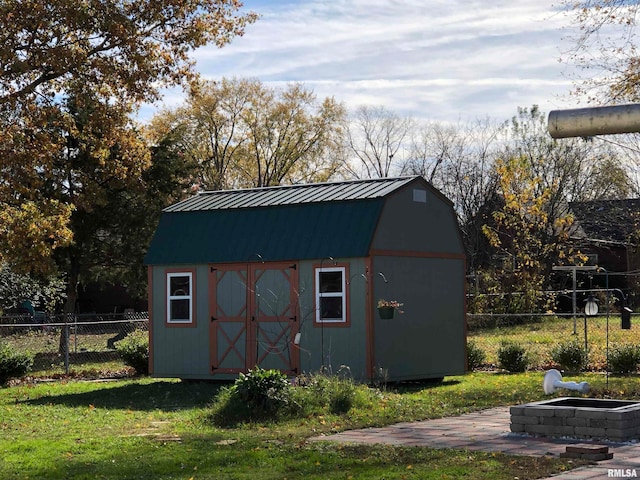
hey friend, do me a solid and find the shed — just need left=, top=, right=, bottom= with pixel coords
left=144, top=176, right=467, bottom=382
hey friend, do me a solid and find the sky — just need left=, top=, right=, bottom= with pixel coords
left=143, top=0, right=582, bottom=125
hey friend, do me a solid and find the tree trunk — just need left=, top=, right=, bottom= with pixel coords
left=59, top=267, right=79, bottom=356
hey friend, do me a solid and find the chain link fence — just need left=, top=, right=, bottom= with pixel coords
left=0, top=312, right=148, bottom=375
left=467, top=309, right=640, bottom=372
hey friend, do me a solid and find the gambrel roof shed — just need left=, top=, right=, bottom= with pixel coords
left=145, top=176, right=466, bottom=383
left=145, top=176, right=461, bottom=265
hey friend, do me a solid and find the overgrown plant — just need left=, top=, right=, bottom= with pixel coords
left=497, top=342, right=529, bottom=372
left=0, top=342, right=33, bottom=385
left=550, top=340, right=588, bottom=372
left=115, top=330, right=149, bottom=375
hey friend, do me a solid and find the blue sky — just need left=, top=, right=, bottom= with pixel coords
left=144, top=0, right=581, bottom=124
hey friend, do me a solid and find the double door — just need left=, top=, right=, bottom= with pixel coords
left=209, top=262, right=299, bottom=374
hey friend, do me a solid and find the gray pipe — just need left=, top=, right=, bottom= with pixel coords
left=547, top=104, right=640, bottom=138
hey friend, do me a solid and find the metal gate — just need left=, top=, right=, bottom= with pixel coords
left=209, top=262, right=299, bottom=374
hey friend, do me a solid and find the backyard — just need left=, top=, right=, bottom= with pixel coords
left=1, top=314, right=639, bottom=479
left=0, top=373, right=598, bottom=480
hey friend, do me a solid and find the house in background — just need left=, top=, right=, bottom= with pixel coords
left=144, top=176, right=467, bottom=382
left=569, top=199, right=640, bottom=305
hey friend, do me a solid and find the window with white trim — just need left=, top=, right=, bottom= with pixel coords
left=315, top=266, right=346, bottom=323
left=167, top=272, right=193, bottom=323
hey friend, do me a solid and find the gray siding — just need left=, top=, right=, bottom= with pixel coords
left=298, top=258, right=369, bottom=380
left=150, top=265, right=212, bottom=379
left=371, top=184, right=464, bottom=255
left=372, top=256, right=466, bottom=381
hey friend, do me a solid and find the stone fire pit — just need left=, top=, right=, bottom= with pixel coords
left=510, top=397, right=640, bottom=442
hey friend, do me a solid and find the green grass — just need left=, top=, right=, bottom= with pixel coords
left=0, top=372, right=609, bottom=480
left=2, top=316, right=639, bottom=479
left=469, top=315, right=640, bottom=370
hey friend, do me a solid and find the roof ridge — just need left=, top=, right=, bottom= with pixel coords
left=197, top=175, right=419, bottom=196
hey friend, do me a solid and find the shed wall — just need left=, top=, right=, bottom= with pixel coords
left=372, top=256, right=466, bottom=381
left=150, top=265, right=213, bottom=379
left=371, top=183, right=464, bottom=255
left=297, top=258, right=369, bottom=380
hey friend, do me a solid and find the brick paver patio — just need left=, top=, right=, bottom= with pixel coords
left=310, top=407, right=640, bottom=479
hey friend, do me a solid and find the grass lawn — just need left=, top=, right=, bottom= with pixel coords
left=0, top=371, right=620, bottom=480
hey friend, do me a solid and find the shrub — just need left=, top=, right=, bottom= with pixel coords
left=230, top=367, right=292, bottom=422
left=115, top=330, right=149, bottom=375
left=550, top=340, right=588, bottom=372
left=497, top=342, right=529, bottom=373
left=466, top=340, right=486, bottom=371
left=0, top=342, right=33, bottom=385
left=609, top=344, right=640, bottom=374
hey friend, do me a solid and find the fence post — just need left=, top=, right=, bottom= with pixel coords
left=64, top=314, right=70, bottom=375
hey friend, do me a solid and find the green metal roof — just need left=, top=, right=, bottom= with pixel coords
left=145, top=177, right=427, bottom=265
left=145, top=200, right=384, bottom=265
left=164, top=176, right=417, bottom=212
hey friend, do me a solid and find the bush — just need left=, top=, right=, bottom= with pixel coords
left=609, top=344, right=640, bottom=374
left=236, top=367, right=291, bottom=416
left=466, top=340, right=486, bottom=371
left=0, top=342, right=33, bottom=385
left=550, top=340, right=588, bottom=372
left=497, top=342, right=529, bottom=372
left=115, top=330, right=149, bottom=375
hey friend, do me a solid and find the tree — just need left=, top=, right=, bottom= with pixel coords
left=0, top=0, right=257, bottom=272
left=561, top=0, right=640, bottom=102
left=481, top=156, right=581, bottom=314
left=150, top=78, right=347, bottom=189
left=0, top=0, right=258, bottom=105
left=345, top=105, right=413, bottom=178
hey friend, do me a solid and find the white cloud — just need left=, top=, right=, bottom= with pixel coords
left=145, top=0, right=582, bottom=124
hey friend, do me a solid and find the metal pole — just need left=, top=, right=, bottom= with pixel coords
left=572, top=269, right=577, bottom=335
left=548, top=104, right=640, bottom=138
left=64, top=315, right=70, bottom=375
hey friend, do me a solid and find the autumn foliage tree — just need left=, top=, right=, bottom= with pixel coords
left=0, top=0, right=257, bottom=275
left=150, top=78, right=346, bottom=189
left=480, top=156, right=582, bottom=315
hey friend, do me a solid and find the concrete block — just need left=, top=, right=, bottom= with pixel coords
left=510, top=423, right=525, bottom=433
left=542, top=416, right=565, bottom=427
left=524, top=407, right=555, bottom=417
left=510, top=415, right=539, bottom=425
left=509, top=406, right=525, bottom=416
left=575, top=426, right=606, bottom=437
left=589, top=418, right=607, bottom=429
left=576, top=409, right=608, bottom=420
left=605, top=428, right=638, bottom=440
left=553, top=409, right=576, bottom=418
left=566, top=417, right=588, bottom=427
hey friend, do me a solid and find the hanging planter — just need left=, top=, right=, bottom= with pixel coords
left=378, top=305, right=395, bottom=320
left=377, top=299, right=404, bottom=320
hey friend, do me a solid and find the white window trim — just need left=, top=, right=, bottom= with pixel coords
left=166, top=271, right=193, bottom=324
left=315, top=266, right=346, bottom=323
